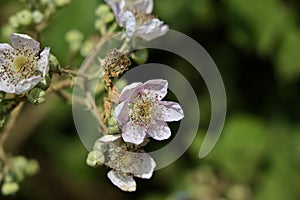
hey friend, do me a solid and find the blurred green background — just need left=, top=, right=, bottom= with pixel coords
left=1, top=0, right=300, bottom=199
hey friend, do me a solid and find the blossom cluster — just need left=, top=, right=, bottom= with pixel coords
left=0, top=0, right=182, bottom=195
left=88, top=79, right=184, bottom=191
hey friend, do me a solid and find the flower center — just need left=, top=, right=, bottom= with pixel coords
left=13, top=55, right=29, bottom=73
left=135, top=13, right=154, bottom=26
left=130, top=94, right=154, bottom=127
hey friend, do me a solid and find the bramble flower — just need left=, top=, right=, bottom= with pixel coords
left=0, top=33, right=50, bottom=94
left=105, top=0, right=168, bottom=41
left=114, top=79, right=184, bottom=145
left=87, top=135, right=156, bottom=192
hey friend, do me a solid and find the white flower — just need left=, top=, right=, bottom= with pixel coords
left=114, top=79, right=184, bottom=145
left=0, top=33, right=50, bottom=94
left=92, top=135, right=156, bottom=192
left=105, top=0, right=168, bottom=41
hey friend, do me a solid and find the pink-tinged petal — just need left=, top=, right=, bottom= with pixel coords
left=107, top=170, right=136, bottom=192
left=122, top=120, right=147, bottom=145
left=114, top=100, right=130, bottom=125
left=157, top=101, right=184, bottom=122
left=10, top=33, right=40, bottom=53
left=128, top=0, right=153, bottom=14
left=133, top=155, right=156, bottom=179
left=135, top=19, right=169, bottom=41
left=15, top=75, right=41, bottom=94
left=142, top=79, right=168, bottom=100
left=104, top=0, right=125, bottom=25
left=37, top=47, right=50, bottom=77
left=147, top=120, right=171, bottom=140
left=119, top=81, right=142, bottom=102
left=120, top=11, right=136, bottom=37
left=99, top=135, right=121, bottom=143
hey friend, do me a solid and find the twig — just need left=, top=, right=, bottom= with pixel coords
left=0, top=102, right=24, bottom=161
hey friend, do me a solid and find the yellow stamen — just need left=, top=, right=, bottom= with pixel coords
left=13, top=55, right=28, bottom=72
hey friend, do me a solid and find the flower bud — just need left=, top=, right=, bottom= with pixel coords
left=86, top=151, right=105, bottom=167
left=25, top=160, right=40, bottom=176
left=32, top=10, right=44, bottom=24
left=38, top=75, right=51, bottom=90
left=80, top=40, right=94, bottom=57
left=11, top=156, right=28, bottom=182
left=8, top=16, right=19, bottom=28
left=1, top=182, right=19, bottom=196
left=108, top=117, right=117, bottom=127
left=54, top=0, right=71, bottom=8
left=1, top=25, right=16, bottom=41
left=13, top=156, right=28, bottom=171
left=108, top=126, right=119, bottom=134
left=95, top=5, right=114, bottom=23
left=26, top=88, right=46, bottom=105
left=95, top=5, right=110, bottom=17
left=49, top=54, right=60, bottom=71
left=40, top=0, right=52, bottom=6
left=65, top=29, right=84, bottom=52
left=16, top=9, right=33, bottom=26
left=65, top=29, right=83, bottom=43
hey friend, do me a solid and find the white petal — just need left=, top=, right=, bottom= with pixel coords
left=15, top=75, right=41, bottom=94
left=10, top=33, right=40, bottom=53
left=0, top=43, right=14, bottom=55
left=0, top=43, right=15, bottom=65
left=98, top=134, right=121, bottom=143
left=0, top=79, right=15, bottom=94
left=114, top=100, right=130, bottom=125
left=37, top=47, right=50, bottom=77
left=132, top=155, right=156, bottom=179
left=107, top=170, right=136, bottom=192
left=142, top=79, right=168, bottom=100
left=120, top=11, right=136, bottom=37
left=147, top=120, right=171, bottom=140
left=122, top=120, right=147, bottom=145
left=135, top=19, right=169, bottom=41
left=119, top=82, right=142, bottom=102
left=0, top=44, right=15, bottom=93
left=156, top=101, right=184, bottom=121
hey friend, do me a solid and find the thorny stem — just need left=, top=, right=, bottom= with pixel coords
left=0, top=102, right=24, bottom=161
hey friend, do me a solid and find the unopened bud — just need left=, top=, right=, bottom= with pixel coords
left=38, top=75, right=51, bottom=90
left=54, top=0, right=71, bottom=8
left=26, top=88, right=46, bottom=105
left=16, top=9, right=32, bottom=26
left=25, top=160, right=40, bottom=176
left=1, top=182, right=19, bottom=196
left=49, top=54, right=60, bottom=71
left=86, top=151, right=105, bottom=167
left=32, top=10, right=44, bottom=24
left=8, top=16, right=19, bottom=28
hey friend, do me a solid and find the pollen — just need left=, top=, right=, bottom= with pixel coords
left=13, top=55, right=29, bottom=72
left=130, top=94, right=154, bottom=127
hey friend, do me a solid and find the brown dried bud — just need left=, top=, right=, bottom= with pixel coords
left=104, top=49, right=131, bottom=78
